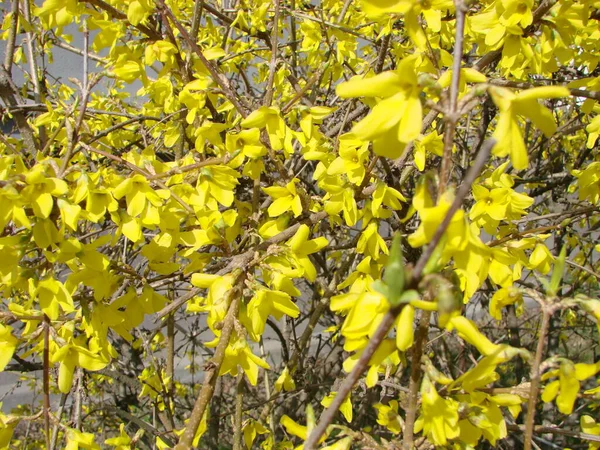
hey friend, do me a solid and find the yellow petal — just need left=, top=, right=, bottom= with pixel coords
left=336, top=71, right=403, bottom=98
left=397, top=94, right=422, bottom=143
left=396, top=305, right=415, bottom=351
left=515, top=86, right=570, bottom=101
left=448, top=316, right=499, bottom=356
left=352, top=93, right=404, bottom=141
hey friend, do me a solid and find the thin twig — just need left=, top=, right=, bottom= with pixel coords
left=402, top=311, right=431, bottom=449
left=3, top=0, right=19, bottom=72
left=512, top=206, right=598, bottom=224
left=375, top=33, right=391, bottom=74
left=166, top=311, right=175, bottom=406
left=73, top=368, right=83, bottom=430
left=111, top=407, right=176, bottom=447
left=190, top=0, right=203, bottom=41
left=0, top=65, right=38, bottom=156
left=336, top=0, right=353, bottom=23
left=43, top=315, right=51, bottom=450
left=439, top=0, right=467, bottom=193
left=155, top=288, right=201, bottom=321
left=50, top=39, right=106, bottom=63
left=49, top=393, right=68, bottom=450
left=489, top=79, right=600, bottom=101
left=565, top=259, right=600, bottom=282
left=281, top=67, right=326, bottom=114
left=147, top=156, right=227, bottom=180
left=22, top=0, right=43, bottom=105
left=233, top=373, right=244, bottom=450
left=289, top=0, right=297, bottom=74
left=509, top=424, right=600, bottom=443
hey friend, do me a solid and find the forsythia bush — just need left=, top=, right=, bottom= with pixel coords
left=0, top=0, right=600, bottom=448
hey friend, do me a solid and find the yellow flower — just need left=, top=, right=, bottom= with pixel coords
left=490, top=86, right=570, bottom=170
left=574, top=162, right=600, bottom=204
left=244, top=288, right=300, bottom=339
left=336, top=57, right=422, bottom=159
left=529, top=243, right=554, bottom=274
left=219, top=337, right=270, bottom=386
left=489, top=287, right=523, bottom=320
left=327, top=134, right=369, bottom=185
left=374, top=400, right=404, bottom=434
left=286, top=224, right=328, bottom=281
left=275, top=367, right=296, bottom=392
left=321, top=391, right=353, bottom=422
left=357, top=222, right=389, bottom=260
left=416, top=375, right=459, bottom=446
left=263, top=178, right=303, bottom=218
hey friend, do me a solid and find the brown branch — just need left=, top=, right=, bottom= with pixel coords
left=304, top=140, right=495, bottom=449
left=323, top=103, right=369, bottom=138
left=524, top=307, right=552, bottom=450
left=219, top=211, right=328, bottom=274
left=50, top=39, right=107, bottom=64
left=337, top=0, right=353, bottom=23
left=303, top=306, right=400, bottom=450
left=156, top=211, right=329, bottom=321
left=198, top=0, right=272, bottom=43
left=22, top=0, right=43, bottom=107
left=413, top=138, right=495, bottom=276
left=155, top=288, right=201, bottom=321
left=512, top=206, right=598, bottom=224
left=285, top=8, right=376, bottom=42
left=50, top=394, right=68, bottom=450
left=166, top=313, right=175, bottom=398
left=86, top=114, right=172, bottom=145
left=375, top=33, right=391, bottom=74
left=176, top=276, right=244, bottom=449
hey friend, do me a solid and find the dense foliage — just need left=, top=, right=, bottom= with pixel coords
left=1, top=0, right=600, bottom=448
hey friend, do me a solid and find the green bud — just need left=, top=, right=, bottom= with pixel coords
left=423, top=235, right=447, bottom=275
left=384, top=233, right=406, bottom=306
left=548, top=244, right=567, bottom=297
left=372, top=280, right=389, bottom=298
